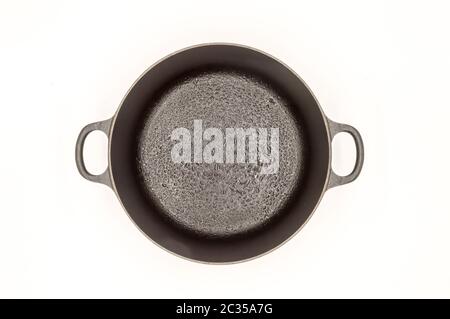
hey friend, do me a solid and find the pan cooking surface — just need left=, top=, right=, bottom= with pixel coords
left=137, top=68, right=306, bottom=238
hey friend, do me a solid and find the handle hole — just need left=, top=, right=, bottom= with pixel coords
left=332, top=132, right=356, bottom=177
left=83, top=130, right=108, bottom=175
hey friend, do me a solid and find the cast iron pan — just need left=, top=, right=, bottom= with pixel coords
left=76, top=43, right=364, bottom=263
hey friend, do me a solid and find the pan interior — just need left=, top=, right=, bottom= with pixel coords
left=136, top=67, right=306, bottom=238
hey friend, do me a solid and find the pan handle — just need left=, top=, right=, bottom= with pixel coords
left=75, top=118, right=113, bottom=188
left=326, top=118, right=364, bottom=189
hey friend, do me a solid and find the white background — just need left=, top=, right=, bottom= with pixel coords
left=1, top=0, right=449, bottom=298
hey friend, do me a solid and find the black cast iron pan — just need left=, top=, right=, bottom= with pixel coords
left=76, top=43, right=364, bottom=263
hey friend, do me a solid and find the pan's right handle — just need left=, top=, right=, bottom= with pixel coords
left=327, top=118, right=364, bottom=189
left=75, top=118, right=112, bottom=188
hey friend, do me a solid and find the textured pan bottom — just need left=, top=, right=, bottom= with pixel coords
left=137, top=68, right=305, bottom=238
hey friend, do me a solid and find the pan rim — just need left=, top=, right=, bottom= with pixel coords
left=107, top=42, right=332, bottom=264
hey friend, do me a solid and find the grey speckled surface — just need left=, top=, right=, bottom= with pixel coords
left=137, top=68, right=305, bottom=238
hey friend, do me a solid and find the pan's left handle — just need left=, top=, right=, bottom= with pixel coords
left=75, top=118, right=113, bottom=188
left=327, top=118, right=364, bottom=189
